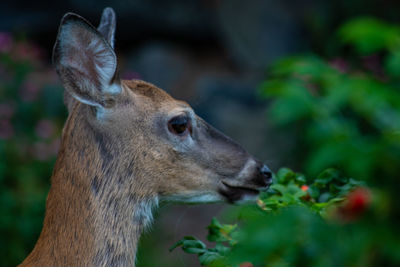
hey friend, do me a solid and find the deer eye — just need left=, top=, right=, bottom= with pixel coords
left=168, top=115, right=191, bottom=136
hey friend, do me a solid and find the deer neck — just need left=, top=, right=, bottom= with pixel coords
left=22, top=113, right=157, bottom=266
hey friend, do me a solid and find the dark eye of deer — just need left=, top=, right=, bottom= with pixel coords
left=168, top=116, right=191, bottom=136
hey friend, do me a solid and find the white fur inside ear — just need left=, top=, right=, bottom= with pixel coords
left=57, top=20, right=119, bottom=106
left=89, top=37, right=119, bottom=94
left=71, top=91, right=103, bottom=109
left=107, top=83, right=121, bottom=94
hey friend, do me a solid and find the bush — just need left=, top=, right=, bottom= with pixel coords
left=171, top=17, right=400, bottom=267
left=0, top=33, right=65, bottom=266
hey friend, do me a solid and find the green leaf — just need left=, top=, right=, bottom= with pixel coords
left=198, top=251, right=222, bottom=266
left=308, top=185, right=320, bottom=199
left=295, top=174, right=307, bottom=185
left=318, top=192, right=332, bottom=203
left=207, top=217, right=237, bottom=243
left=182, top=247, right=206, bottom=254
left=215, top=243, right=231, bottom=255
left=385, top=50, right=400, bottom=77
left=169, top=236, right=205, bottom=252
left=314, top=168, right=340, bottom=187
left=270, top=184, right=287, bottom=195
left=276, top=168, right=297, bottom=184
left=338, top=17, right=400, bottom=54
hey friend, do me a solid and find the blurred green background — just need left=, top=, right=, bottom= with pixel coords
left=1, top=0, right=400, bottom=266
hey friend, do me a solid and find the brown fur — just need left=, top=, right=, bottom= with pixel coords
left=20, top=9, right=271, bottom=267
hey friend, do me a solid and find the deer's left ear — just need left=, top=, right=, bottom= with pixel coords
left=53, top=12, right=120, bottom=109
left=97, top=7, right=116, bottom=49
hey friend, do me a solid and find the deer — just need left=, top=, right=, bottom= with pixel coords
left=19, top=7, right=272, bottom=267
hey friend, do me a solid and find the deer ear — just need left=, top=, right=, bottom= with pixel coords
left=53, top=13, right=120, bottom=109
left=97, top=7, right=116, bottom=48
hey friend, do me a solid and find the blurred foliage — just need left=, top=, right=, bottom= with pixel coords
left=171, top=168, right=382, bottom=266
left=0, top=33, right=65, bottom=266
left=260, top=17, right=400, bottom=181
left=172, top=17, right=400, bottom=266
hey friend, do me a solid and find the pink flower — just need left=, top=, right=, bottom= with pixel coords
left=35, top=119, right=55, bottom=139
left=0, top=32, right=12, bottom=53
left=31, top=138, right=60, bottom=161
left=31, top=142, right=50, bottom=161
left=0, top=103, right=15, bottom=118
left=11, top=42, right=43, bottom=64
left=0, top=119, right=14, bottom=139
left=20, top=81, right=40, bottom=102
left=51, top=138, right=61, bottom=155
left=330, top=58, right=349, bottom=73
left=362, top=54, right=385, bottom=79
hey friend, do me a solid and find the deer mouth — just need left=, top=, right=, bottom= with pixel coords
left=218, top=181, right=261, bottom=203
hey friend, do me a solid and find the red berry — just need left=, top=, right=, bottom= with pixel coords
left=339, top=187, right=371, bottom=221
left=240, top=262, right=253, bottom=267
left=301, top=185, right=309, bottom=192
left=347, top=188, right=370, bottom=212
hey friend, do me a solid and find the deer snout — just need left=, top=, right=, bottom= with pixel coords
left=245, top=162, right=272, bottom=191
left=259, top=164, right=273, bottom=188
left=218, top=161, right=273, bottom=203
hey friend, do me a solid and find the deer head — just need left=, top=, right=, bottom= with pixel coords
left=53, top=7, right=272, bottom=206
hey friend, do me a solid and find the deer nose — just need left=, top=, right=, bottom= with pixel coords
left=260, top=165, right=272, bottom=185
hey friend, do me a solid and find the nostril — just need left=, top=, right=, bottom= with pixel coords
left=260, top=165, right=272, bottom=180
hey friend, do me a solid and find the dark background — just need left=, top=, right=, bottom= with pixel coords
left=1, top=0, right=400, bottom=266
